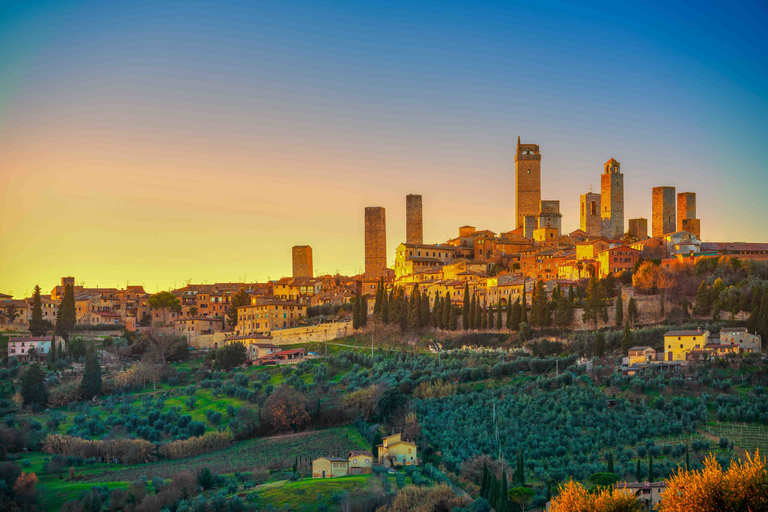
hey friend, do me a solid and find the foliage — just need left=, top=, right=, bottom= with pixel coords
left=21, top=363, right=48, bottom=408
left=56, top=284, right=77, bottom=338
left=43, top=434, right=156, bottom=464
left=216, top=342, right=247, bottom=371
left=550, top=480, right=641, bottom=512
left=29, top=285, right=47, bottom=336
left=81, top=347, right=102, bottom=399
left=148, top=291, right=181, bottom=326
left=158, top=431, right=234, bottom=459
left=227, top=288, right=251, bottom=327
left=263, top=386, right=309, bottom=432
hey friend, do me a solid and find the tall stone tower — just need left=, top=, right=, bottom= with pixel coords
left=515, top=136, right=541, bottom=229
left=652, top=187, right=676, bottom=237
left=601, top=158, right=624, bottom=239
left=628, top=218, right=648, bottom=240
left=405, top=194, right=423, bottom=245
left=677, top=192, right=699, bottom=236
left=580, top=192, right=601, bottom=237
left=364, top=207, right=387, bottom=278
left=292, top=246, right=313, bottom=278
left=538, top=200, right=562, bottom=236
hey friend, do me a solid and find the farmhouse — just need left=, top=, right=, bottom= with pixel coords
left=312, top=457, right=349, bottom=478
left=347, top=451, right=374, bottom=474
left=377, top=433, right=418, bottom=467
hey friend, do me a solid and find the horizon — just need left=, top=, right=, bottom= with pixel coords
left=2, top=0, right=767, bottom=296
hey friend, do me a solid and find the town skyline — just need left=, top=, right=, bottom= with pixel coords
left=2, top=0, right=767, bottom=296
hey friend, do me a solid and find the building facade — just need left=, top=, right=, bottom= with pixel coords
left=652, top=186, right=676, bottom=237
left=664, top=330, right=710, bottom=361
left=601, top=158, right=624, bottom=239
left=515, top=137, right=542, bottom=229
left=364, top=206, right=387, bottom=278
left=580, top=192, right=601, bottom=237
left=405, top=194, right=423, bottom=245
left=628, top=218, right=648, bottom=240
left=292, top=245, right=313, bottom=278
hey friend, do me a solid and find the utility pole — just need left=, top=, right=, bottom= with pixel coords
left=556, top=359, right=559, bottom=378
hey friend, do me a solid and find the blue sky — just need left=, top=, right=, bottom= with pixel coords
left=1, top=0, right=766, bottom=293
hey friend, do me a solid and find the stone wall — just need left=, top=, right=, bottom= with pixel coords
left=628, top=218, right=648, bottom=240
left=270, top=321, right=352, bottom=345
left=652, top=186, right=676, bottom=237
left=292, top=245, right=313, bottom=278
left=364, top=207, right=387, bottom=278
left=405, top=194, right=423, bottom=245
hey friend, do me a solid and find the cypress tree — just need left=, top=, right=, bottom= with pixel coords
left=622, top=316, right=633, bottom=352
left=408, top=285, right=421, bottom=330
left=685, top=445, right=690, bottom=471
left=497, top=469, right=508, bottom=512
left=628, top=297, right=638, bottom=325
left=694, top=281, right=711, bottom=316
left=480, top=302, right=487, bottom=329
left=648, top=454, right=654, bottom=482
left=636, top=459, right=643, bottom=481
left=487, top=302, right=494, bottom=330
left=442, top=293, right=451, bottom=329
left=595, top=331, right=606, bottom=357
left=757, top=293, right=768, bottom=340
left=448, top=300, right=457, bottom=330
left=469, top=293, right=476, bottom=330
left=511, top=298, right=522, bottom=331
left=506, top=300, right=512, bottom=330
left=55, top=283, right=76, bottom=339
left=82, top=346, right=102, bottom=399
left=516, top=447, right=525, bottom=487
left=373, top=278, right=383, bottom=320
left=521, top=281, right=528, bottom=323
left=681, top=296, right=689, bottom=317
left=420, top=291, right=430, bottom=327
left=712, top=301, right=721, bottom=322
left=360, top=295, right=368, bottom=326
left=615, top=295, right=623, bottom=327
left=382, top=286, right=389, bottom=324
left=480, top=463, right=488, bottom=498
left=47, top=335, right=56, bottom=369
left=462, top=283, right=471, bottom=330
left=607, top=452, right=614, bottom=474
left=543, top=301, right=552, bottom=328
left=21, top=363, right=48, bottom=407
left=474, top=297, right=482, bottom=329
left=353, top=292, right=361, bottom=330
left=29, top=285, right=47, bottom=336
left=432, top=292, right=442, bottom=328
left=496, top=302, right=503, bottom=330
left=568, top=284, right=575, bottom=303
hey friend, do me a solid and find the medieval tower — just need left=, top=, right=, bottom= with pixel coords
left=677, top=192, right=700, bottom=237
left=291, top=246, right=313, bottom=278
left=364, top=207, right=387, bottom=278
left=580, top=192, right=601, bottom=237
left=601, top=158, right=624, bottom=239
left=652, top=187, right=676, bottom=237
left=628, top=218, right=648, bottom=240
left=405, top=194, right=423, bottom=245
left=515, top=136, right=541, bottom=229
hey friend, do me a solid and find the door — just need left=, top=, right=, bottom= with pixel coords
left=322, top=471, right=325, bottom=478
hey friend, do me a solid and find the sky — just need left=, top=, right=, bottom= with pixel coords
left=1, top=0, right=767, bottom=297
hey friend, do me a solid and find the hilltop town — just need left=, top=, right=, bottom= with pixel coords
left=2, top=139, right=768, bottom=512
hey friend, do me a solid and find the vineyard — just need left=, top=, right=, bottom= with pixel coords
left=704, top=422, right=768, bottom=454
left=90, top=425, right=368, bottom=482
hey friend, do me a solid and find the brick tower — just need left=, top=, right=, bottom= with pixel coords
left=580, top=192, right=601, bottom=237
left=628, top=218, right=648, bottom=240
left=515, top=136, right=541, bottom=228
left=292, top=246, right=313, bottom=278
left=652, top=187, right=676, bottom=237
left=364, top=207, right=387, bottom=278
left=405, top=194, right=423, bottom=245
left=601, top=158, right=624, bottom=239
left=677, top=192, right=699, bottom=237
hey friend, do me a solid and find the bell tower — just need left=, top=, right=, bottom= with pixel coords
left=515, top=136, right=541, bottom=228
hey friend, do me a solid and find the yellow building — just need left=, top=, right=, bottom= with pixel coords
left=312, top=457, right=349, bottom=478
left=236, top=300, right=307, bottom=335
left=377, top=433, right=418, bottom=467
left=664, top=330, right=710, bottom=361
left=348, top=451, right=373, bottom=474
left=394, top=243, right=456, bottom=280
left=627, top=346, right=656, bottom=365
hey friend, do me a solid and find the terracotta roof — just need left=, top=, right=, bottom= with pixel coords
left=348, top=451, right=373, bottom=457
left=665, top=330, right=708, bottom=337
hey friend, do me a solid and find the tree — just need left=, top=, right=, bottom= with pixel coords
left=188, top=306, right=198, bottom=317
left=408, top=285, right=421, bottom=330
left=353, top=291, right=361, bottom=330
left=55, top=284, right=75, bottom=339
left=507, top=487, right=534, bottom=512
left=377, top=387, right=407, bottom=423
left=263, top=387, right=309, bottom=432
left=594, top=331, right=606, bottom=358
left=659, top=451, right=767, bottom=512
left=621, top=317, right=633, bottom=353
left=141, top=328, right=184, bottom=363
left=648, top=454, right=654, bottom=482
left=680, top=296, right=689, bottom=317
left=47, top=335, right=56, bottom=369
left=510, top=298, right=521, bottom=331
left=420, top=290, right=431, bottom=328
left=463, top=283, right=471, bottom=331
left=550, top=480, right=641, bottom=512
left=372, top=431, right=383, bottom=461
left=21, top=363, right=48, bottom=408
left=373, top=278, right=383, bottom=320
left=758, top=294, right=768, bottom=342
left=693, top=281, right=711, bottom=317
left=480, top=302, right=487, bottom=330
left=227, top=288, right=250, bottom=327
left=3, top=303, right=20, bottom=325
left=516, top=447, right=525, bottom=487
left=381, top=285, right=389, bottom=324
left=614, top=294, right=623, bottom=328
left=13, top=471, right=39, bottom=512
left=627, top=297, right=638, bottom=325
left=530, top=280, right=547, bottom=328
left=606, top=452, right=614, bottom=474
left=521, top=281, right=528, bottom=324
left=432, top=292, right=441, bottom=328
left=636, top=459, right=643, bottom=482
left=29, top=285, right=47, bottom=336
left=488, top=303, right=495, bottom=331
left=148, top=291, right=181, bottom=327
left=505, top=300, right=512, bottom=330
left=217, top=341, right=247, bottom=371
left=443, top=294, right=451, bottom=330
left=81, top=347, right=102, bottom=399
left=495, top=303, right=503, bottom=331
left=583, top=276, right=607, bottom=328
left=359, top=294, right=368, bottom=327
left=555, top=294, right=574, bottom=329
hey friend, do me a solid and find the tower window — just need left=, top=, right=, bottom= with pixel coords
left=527, top=170, right=531, bottom=175
left=590, top=202, right=597, bottom=216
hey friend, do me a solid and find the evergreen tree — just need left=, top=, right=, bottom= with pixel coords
left=462, top=283, right=471, bottom=331
left=408, top=285, right=421, bottom=330
left=474, top=295, right=482, bottom=329
left=360, top=295, right=368, bottom=326
left=226, top=287, right=250, bottom=327
left=685, top=446, right=690, bottom=471
left=595, top=331, right=606, bottom=358
left=353, top=292, right=361, bottom=330
left=29, top=285, right=47, bottom=336
left=432, top=292, right=442, bottom=328
left=516, top=447, right=525, bottom=487
left=510, top=298, right=522, bottom=331
left=693, top=281, right=711, bottom=316
left=568, top=284, right=575, bottom=303
left=506, top=300, right=512, bottom=330
left=448, top=300, right=457, bottom=330
left=382, top=286, right=389, bottom=324
left=496, top=302, right=503, bottom=330
left=582, top=276, right=607, bottom=328
left=636, top=459, right=643, bottom=481
left=614, top=294, right=623, bottom=327
left=521, top=281, right=528, bottom=323
left=21, top=363, right=48, bottom=407
left=621, top=316, right=633, bottom=352
left=554, top=295, right=574, bottom=329
left=81, top=346, right=102, bottom=399
left=497, top=469, right=508, bottom=512
left=373, top=278, right=383, bottom=320
left=530, top=280, right=546, bottom=328
left=607, top=452, right=614, bottom=474
left=758, top=294, right=768, bottom=342
left=55, top=283, right=76, bottom=339
left=442, top=293, right=451, bottom=329
left=712, top=301, right=721, bottom=322
left=420, top=291, right=431, bottom=328
left=47, top=335, right=56, bottom=369
left=487, top=302, right=494, bottom=330
left=469, top=293, right=476, bottom=330
left=480, top=463, right=488, bottom=498
left=372, top=431, right=382, bottom=461
left=543, top=302, right=552, bottom=328
left=627, top=297, right=638, bottom=325
left=648, top=454, right=654, bottom=482
left=480, top=302, right=487, bottom=329
left=681, top=296, right=689, bottom=317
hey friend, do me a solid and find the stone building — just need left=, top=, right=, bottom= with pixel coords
left=652, top=186, right=676, bottom=237
left=677, top=192, right=700, bottom=237
left=580, top=192, right=601, bottom=237
left=538, top=200, right=562, bottom=236
left=405, top=194, right=423, bottom=245
left=628, top=218, right=648, bottom=240
left=292, top=245, right=313, bottom=278
left=515, top=136, right=541, bottom=229
left=601, top=158, right=624, bottom=239
left=523, top=215, right=537, bottom=240
left=364, top=206, right=387, bottom=278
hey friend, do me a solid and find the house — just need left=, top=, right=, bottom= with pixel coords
left=596, top=246, right=640, bottom=278
left=615, top=481, right=666, bottom=509
left=8, top=336, right=66, bottom=361
left=174, top=317, right=225, bottom=336
left=627, top=346, right=656, bottom=366
left=719, top=327, right=762, bottom=353
left=312, top=457, right=349, bottom=478
left=347, top=451, right=374, bottom=474
left=272, top=348, right=305, bottom=361
left=236, top=300, right=307, bottom=335
left=377, top=433, right=418, bottom=467
left=663, top=330, right=710, bottom=361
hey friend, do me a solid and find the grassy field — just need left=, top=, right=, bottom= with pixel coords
left=88, top=425, right=369, bottom=482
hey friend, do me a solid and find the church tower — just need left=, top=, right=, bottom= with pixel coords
left=515, top=136, right=541, bottom=229
left=601, top=158, right=624, bottom=239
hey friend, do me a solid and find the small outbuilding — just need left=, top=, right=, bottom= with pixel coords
left=347, top=450, right=374, bottom=474
left=312, top=456, right=349, bottom=478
